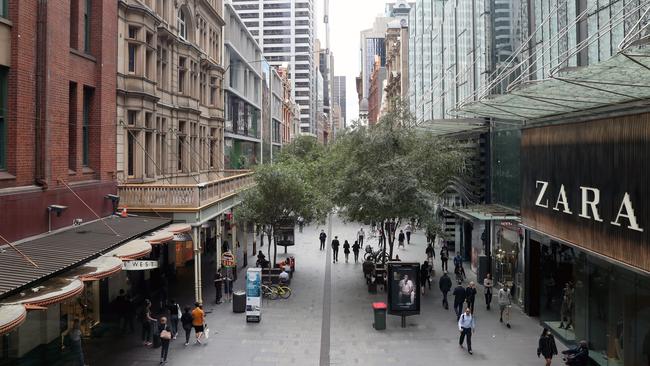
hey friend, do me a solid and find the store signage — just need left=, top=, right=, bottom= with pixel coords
left=122, top=260, right=159, bottom=271
left=221, top=251, right=235, bottom=267
left=521, top=116, right=650, bottom=272
left=534, top=181, right=643, bottom=232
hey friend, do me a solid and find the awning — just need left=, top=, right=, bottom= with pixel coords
left=7, top=277, right=84, bottom=307
left=0, top=216, right=170, bottom=300
left=146, top=231, right=175, bottom=245
left=0, top=304, right=27, bottom=335
left=456, top=48, right=650, bottom=121
left=105, top=239, right=152, bottom=260
left=66, top=256, right=124, bottom=281
left=446, top=204, right=520, bottom=221
left=165, top=224, right=193, bottom=241
left=416, top=118, right=488, bottom=136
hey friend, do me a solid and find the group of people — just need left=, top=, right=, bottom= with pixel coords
left=325, top=231, right=362, bottom=264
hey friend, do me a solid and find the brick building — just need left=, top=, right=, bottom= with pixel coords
left=368, top=55, right=386, bottom=125
left=0, top=0, right=117, bottom=242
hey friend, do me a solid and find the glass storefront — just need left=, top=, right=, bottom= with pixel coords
left=533, top=233, right=650, bottom=366
left=494, top=221, right=525, bottom=306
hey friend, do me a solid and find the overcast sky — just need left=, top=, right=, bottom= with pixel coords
left=315, top=0, right=386, bottom=123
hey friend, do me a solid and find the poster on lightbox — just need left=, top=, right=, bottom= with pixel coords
left=245, top=268, right=262, bottom=322
left=387, top=262, right=421, bottom=316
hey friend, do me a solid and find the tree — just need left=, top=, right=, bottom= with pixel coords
left=236, top=136, right=329, bottom=265
left=327, top=101, right=466, bottom=260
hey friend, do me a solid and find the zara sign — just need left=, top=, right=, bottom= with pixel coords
left=534, top=181, right=643, bottom=232
left=521, top=116, right=650, bottom=272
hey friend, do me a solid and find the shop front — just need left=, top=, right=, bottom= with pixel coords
left=521, top=116, right=650, bottom=365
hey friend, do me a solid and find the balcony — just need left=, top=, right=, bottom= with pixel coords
left=117, top=171, right=254, bottom=211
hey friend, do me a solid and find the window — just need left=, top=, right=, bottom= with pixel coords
left=0, top=0, right=7, bottom=18
left=177, top=9, right=186, bottom=40
left=0, top=67, right=6, bottom=170
left=128, top=44, right=137, bottom=73
left=69, top=0, right=78, bottom=48
left=127, top=110, right=137, bottom=125
left=84, top=0, right=91, bottom=53
left=127, top=131, right=135, bottom=177
left=68, top=82, right=78, bottom=171
left=209, top=77, right=217, bottom=105
left=178, top=57, right=186, bottom=93
left=82, top=87, right=93, bottom=166
left=128, top=26, right=139, bottom=40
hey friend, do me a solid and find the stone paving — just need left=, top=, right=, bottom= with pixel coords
left=88, top=215, right=566, bottom=366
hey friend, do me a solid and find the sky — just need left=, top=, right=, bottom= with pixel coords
left=315, top=0, right=386, bottom=123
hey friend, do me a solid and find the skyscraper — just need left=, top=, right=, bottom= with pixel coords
left=332, top=76, right=347, bottom=127
left=231, top=0, right=316, bottom=134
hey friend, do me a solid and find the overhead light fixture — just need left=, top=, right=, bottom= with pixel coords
left=105, top=194, right=120, bottom=214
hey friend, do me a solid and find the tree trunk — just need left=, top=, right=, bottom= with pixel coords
left=267, top=226, right=272, bottom=264
left=272, top=226, right=277, bottom=267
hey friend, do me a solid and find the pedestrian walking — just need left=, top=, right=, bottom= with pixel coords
left=453, top=281, right=467, bottom=320
left=343, top=240, right=351, bottom=263
left=397, top=230, right=405, bottom=248
left=465, top=282, right=477, bottom=313
left=458, top=307, right=476, bottom=355
left=180, top=307, right=193, bottom=346
left=357, top=228, right=365, bottom=246
left=331, top=236, right=340, bottom=263
left=425, top=243, right=435, bottom=267
left=453, top=253, right=463, bottom=272
left=297, top=216, right=304, bottom=233
left=405, top=223, right=412, bottom=244
left=214, top=270, right=223, bottom=304
left=141, top=299, right=156, bottom=346
left=167, top=299, right=181, bottom=339
left=537, top=327, right=558, bottom=366
left=483, top=273, right=493, bottom=310
left=498, top=286, right=512, bottom=328
left=65, top=319, right=85, bottom=366
left=420, top=261, right=430, bottom=294
left=439, top=271, right=452, bottom=309
left=319, top=230, right=327, bottom=251
left=191, top=302, right=205, bottom=344
left=352, top=240, right=361, bottom=263
left=454, top=263, right=466, bottom=283
left=158, top=317, right=172, bottom=364
left=440, top=246, right=449, bottom=271
left=223, top=269, right=234, bottom=302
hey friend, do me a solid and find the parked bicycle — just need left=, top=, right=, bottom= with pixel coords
left=363, top=245, right=390, bottom=263
left=261, top=283, right=292, bottom=300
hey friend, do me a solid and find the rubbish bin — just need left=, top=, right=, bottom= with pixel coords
left=233, top=291, right=246, bottom=313
left=372, top=302, right=387, bottom=330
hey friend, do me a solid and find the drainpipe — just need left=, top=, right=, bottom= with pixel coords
left=35, top=0, right=49, bottom=188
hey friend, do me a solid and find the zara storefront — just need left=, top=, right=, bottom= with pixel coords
left=521, top=115, right=650, bottom=366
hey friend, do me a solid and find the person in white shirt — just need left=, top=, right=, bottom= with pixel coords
left=498, top=286, right=512, bottom=328
left=279, top=270, right=290, bottom=284
left=483, top=273, right=493, bottom=310
left=458, top=307, right=476, bottom=354
left=405, top=224, right=412, bottom=244
left=357, top=228, right=365, bottom=246
left=398, top=275, right=415, bottom=304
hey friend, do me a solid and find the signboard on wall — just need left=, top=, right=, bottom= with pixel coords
left=122, top=260, right=158, bottom=271
left=521, top=116, right=650, bottom=272
left=386, top=262, right=420, bottom=316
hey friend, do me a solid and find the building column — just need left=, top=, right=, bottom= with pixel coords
left=243, top=222, right=249, bottom=267
left=192, top=226, right=203, bottom=303
left=252, top=224, right=257, bottom=258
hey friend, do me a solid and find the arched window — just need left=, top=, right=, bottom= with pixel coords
left=177, top=8, right=186, bottom=40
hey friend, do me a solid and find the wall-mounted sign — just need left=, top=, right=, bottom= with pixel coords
left=521, top=116, right=650, bottom=272
left=122, top=260, right=159, bottom=271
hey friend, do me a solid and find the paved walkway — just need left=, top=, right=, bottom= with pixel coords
left=88, top=216, right=565, bottom=365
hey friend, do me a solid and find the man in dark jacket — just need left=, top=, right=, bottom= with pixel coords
left=331, top=236, right=340, bottom=263
left=465, top=282, right=478, bottom=313
left=397, top=230, right=405, bottom=248
left=439, top=271, right=452, bottom=309
left=319, top=230, right=327, bottom=251
left=453, top=280, right=467, bottom=320
left=440, top=246, right=449, bottom=271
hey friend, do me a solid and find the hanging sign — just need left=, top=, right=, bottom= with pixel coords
left=222, top=251, right=236, bottom=267
left=122, top=260, right=159, bottom=271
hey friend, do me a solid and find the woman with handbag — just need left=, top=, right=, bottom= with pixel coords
left=158, top=317, right=172, bottom=365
